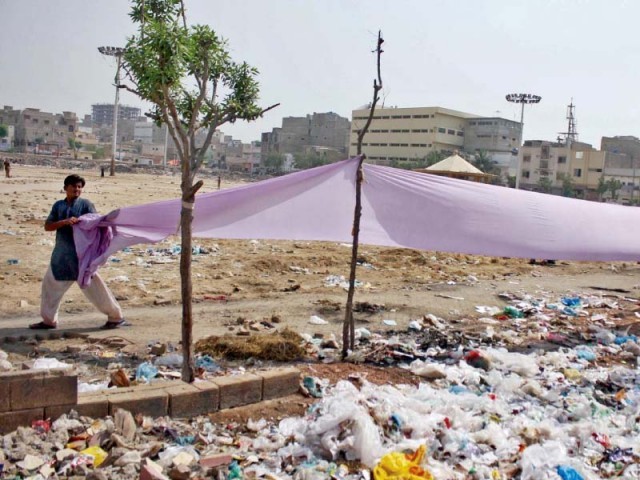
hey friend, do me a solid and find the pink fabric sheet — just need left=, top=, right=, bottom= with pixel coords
left=74, top=157, right=640, bottom=287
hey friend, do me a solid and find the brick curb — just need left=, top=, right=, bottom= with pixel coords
left=0, top=366, right=301, bottom=434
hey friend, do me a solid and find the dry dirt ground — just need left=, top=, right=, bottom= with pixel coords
left=1, top=163, right=640, bottom=354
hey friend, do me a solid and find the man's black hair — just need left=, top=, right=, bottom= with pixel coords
left=64, top=174, right=85, bottom=187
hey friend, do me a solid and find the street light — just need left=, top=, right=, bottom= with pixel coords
left=506, top=93, right=541, bottom=189
left=98, top=46, right=125, bottom=176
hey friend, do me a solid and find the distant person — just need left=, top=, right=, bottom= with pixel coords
left=100, top=165, right=105, bottom=177
left=217, top=174, right=221, bottom=190
left=3, top=158, right=10, bottom=178
left=29, top=174, right=128, bottom=330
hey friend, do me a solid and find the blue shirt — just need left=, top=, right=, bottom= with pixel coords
left=47, top=197, right=96, bottom=281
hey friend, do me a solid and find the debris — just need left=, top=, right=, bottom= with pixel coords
left=195, top=328, right=305, bottom=361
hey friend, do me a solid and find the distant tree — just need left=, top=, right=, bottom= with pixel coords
left=0, top=124, right=8, bottom=138
left=294, top=152, right=327, bottom=170
left=424, top=150, right=446, bottom=167
left=606, top=178, right=623, bottom=201
left=34, top=137, right=44, bottom=145
left=67, top=137, right=82, bottom=159
left=558, top=173, right=575, bottom=197
left=537, top=176, right=553, bottom=193
left=263, top=152, right=284, bottom=173
left=506, top=175, right=516, bottom=188
left=472, top=150, right=499, bottom=175
left=596, top=176, right=608, bottom=201
left=120, top=0, right=277, bottom=382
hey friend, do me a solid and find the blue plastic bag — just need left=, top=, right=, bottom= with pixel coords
left=556, top=465, right=584, bottom=480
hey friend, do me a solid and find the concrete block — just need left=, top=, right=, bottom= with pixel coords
left=259, top=367, right=301, bottom=401
left=45, top=394, right=109, bottom=421
left=0, top=382, right=9, bottom=413
left=166, top=381, right=219, bottom=418
left=108, top=389, right=168, bottom=418
left=213, top=374, right=262, bottom=409
left=7, top=369, right=77, bottom=410
left=0, top=407, right=44, bottom=434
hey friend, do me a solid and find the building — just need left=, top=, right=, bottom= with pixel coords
left=517, top=140, right=611, bottom=200
left=2, top=107, right=78, bottom=153
left=92, top=104, right=141, bottom=126
left=348, top=106, right=478, bottom=164
left=134, top=118, right=167, bottom=144
left=263, top=112, right=350, bottom=157
left=464, top=117, right=521, bottom=169
left=0, top=125, right=14, bottom=151
left=601, top=136, right=640, bottom=163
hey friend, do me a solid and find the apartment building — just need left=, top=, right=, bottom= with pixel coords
left=92, top=104, right=141, bottom=126
left=464, top=117, right=521, bottom=167
left=518, top=140, right=611, bottom=199
left=262, top=112, right=350, bottom=157
left=348, top=106, right=477, bottom=163
left=0, top=107, right=78, bottom=152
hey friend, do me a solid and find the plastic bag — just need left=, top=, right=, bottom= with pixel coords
left=135, top=362, right=158, bottom=382
left=556, top=465, right=584, bottom=480
left=373, top=445, right=433, bottom=480
left=33, top=358, right=72, bottom=370
left=80, top=446, right=108, bottom=467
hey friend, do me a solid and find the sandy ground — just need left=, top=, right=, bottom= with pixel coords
left=2, top=164, right=640, bottom=347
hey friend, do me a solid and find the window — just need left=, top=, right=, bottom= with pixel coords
left=573, top=168, right=582, bottom=177
left=523, top=155, right=531, bottom=163
left=541, top=145, right=550, bottom=159
left=523, top=170, right=530, bottom=179
left=438, top=128, right=446, bottom=133
left=447, top=129, right=455, bottom=135
left=540, top=160, right=549, bottom=170
left=468, top=121, right=477, bottom=125
left=457, top=131, right=464, bottom=137
left=558, top=156, right=566, bottom=164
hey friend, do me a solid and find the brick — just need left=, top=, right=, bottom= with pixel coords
left=8, top=370, right=77, bottom=410
left=213, top=374, right=262, bottom=409
left=0, top=382, right=9, bottom=413
left=166, top=381, right=219, bottom=418
left=45, top=394, right=109, bottom=421
left=108, top=389, right=168, bottom=417
left=259, top=367, right=301, bottom=401
left=0, top=407, right=43, bottom=434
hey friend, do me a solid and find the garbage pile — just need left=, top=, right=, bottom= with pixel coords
left=2, top=290, right=639, bottom=479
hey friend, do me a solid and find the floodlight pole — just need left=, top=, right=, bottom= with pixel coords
left=506, top=93, right=541, bottom=189
left=98, top=46, right=125, bottom=176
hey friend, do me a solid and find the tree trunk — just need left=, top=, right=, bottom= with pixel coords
left=180, top=199, right=195, bottom=383
left=342, top=158, right=365, bottom=356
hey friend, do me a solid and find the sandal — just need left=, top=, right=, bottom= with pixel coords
left=100, top=319, right=130, bottom=330
left=29, top=321, right=57, bottom=330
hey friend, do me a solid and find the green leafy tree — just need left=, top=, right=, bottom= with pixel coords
left=596, top=176, right=608, bottom=201
left=67, top=137, right=82, bottom=159
left=506, top=175, right=516, bottom=188
left=472, top=150, right=499, bottom=175
left=558, top=173, right=575, bottom=197
left=606, top=178, right=623, bottom=201
left=537, top=176, right=553, bottom=193
left=120, top=0, right=277, bottom=382
left=424, top=150, right=446, bottom=167
left=263, top=152, right=284, bottom=173
left=0, top=124, right=8, bottom=138
left=294, top=152, right=327, bottom=170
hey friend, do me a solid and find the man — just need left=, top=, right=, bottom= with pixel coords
left=3, top=158, right=10, bottom=178
left=29, top=174, right=128, bottom=330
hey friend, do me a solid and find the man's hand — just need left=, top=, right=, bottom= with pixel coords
left=67, top=217, right=79, bottom=226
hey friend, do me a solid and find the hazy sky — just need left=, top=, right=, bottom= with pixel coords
left=1, top=0, right=639, bottom=146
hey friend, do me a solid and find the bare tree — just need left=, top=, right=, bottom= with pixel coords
left=343, top=31, right=384, bottom=358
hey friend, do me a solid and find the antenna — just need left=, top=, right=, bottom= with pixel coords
left=558, top=98, right=578, bottom=147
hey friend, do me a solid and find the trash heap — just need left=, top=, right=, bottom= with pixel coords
left=1, top=291, right=639, bottom=479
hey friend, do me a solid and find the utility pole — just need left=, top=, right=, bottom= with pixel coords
left=98, top=46, right=125, bottom=176
left=506, top=93, right=541, bottom=189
